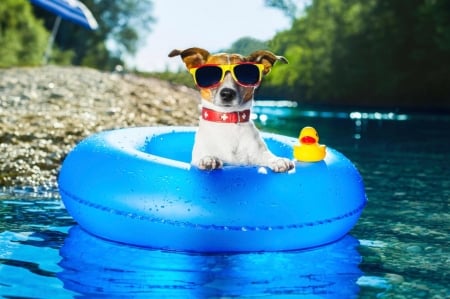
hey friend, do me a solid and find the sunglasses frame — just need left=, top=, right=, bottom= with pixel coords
left=189, top=63, right=265, bottom=89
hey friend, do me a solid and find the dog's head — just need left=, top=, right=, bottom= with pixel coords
left=169, top=47, right=288, bottom=107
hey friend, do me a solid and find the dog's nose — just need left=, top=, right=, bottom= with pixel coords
left=220, top=88, right=237, bottom=102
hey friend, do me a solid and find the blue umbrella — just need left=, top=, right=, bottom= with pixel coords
left=30, top=0, right=98, bottom=29
left=29, top=0, right=99, bottom=63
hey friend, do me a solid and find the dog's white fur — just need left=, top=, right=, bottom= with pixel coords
left=169, top=47, right=295, bottom=173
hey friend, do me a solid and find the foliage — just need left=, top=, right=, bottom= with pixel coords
left=49, top=47, right=75, bottom=65
left=264, top=0, right=310, bottom=19
left=0, top=0, right=48, bottom=67
left=264, top=0, right=450, bottom=108
left=221, top=37, right=269, bottom=55
left=32, top=0, right=155, bottom=70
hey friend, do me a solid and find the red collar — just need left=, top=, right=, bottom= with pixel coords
left=201, top=107, right=251, bottom=123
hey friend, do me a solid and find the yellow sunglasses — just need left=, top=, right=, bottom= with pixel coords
left=189, top=63, right=265, bottom=88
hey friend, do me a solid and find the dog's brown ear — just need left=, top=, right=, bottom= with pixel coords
left=168, top=47, right=210, bottom=69
left=247, top=50, right=288, bottom=75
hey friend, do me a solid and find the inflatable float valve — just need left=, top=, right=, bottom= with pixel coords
left=293, top=126, right=326, bottom=162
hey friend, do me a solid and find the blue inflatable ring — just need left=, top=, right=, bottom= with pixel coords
left=58, top=126, right=366, bottom=252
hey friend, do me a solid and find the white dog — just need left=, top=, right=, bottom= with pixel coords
left=169, top=47, right=294, bottom=173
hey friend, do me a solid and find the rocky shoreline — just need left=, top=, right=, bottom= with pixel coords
left=0, top=66, right=200, bottom=188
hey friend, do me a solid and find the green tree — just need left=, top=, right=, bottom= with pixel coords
left=264, top=0, right=311, bottom=19
left=265, top=0, right=450, bottom=108
left=222, top=37, right=269, bottom=55
left=0, top=0, right=48, bottom=67
left=265, top=0, right=346, bottom=103
left=32, top=0, right=155, bottom=70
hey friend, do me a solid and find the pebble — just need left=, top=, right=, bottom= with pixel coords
left=0, top=66, right=200, bottom=187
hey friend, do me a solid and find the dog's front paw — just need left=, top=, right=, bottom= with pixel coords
left=270, top=158, right=295, bottom=173
left=198, top=156, right=223, bottom=170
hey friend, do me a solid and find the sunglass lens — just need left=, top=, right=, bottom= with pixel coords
left=234, top=64, right=260, bottom=85
left=195, top=66, right=222, bottom=88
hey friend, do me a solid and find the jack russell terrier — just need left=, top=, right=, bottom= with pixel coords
left=169, top=47, right=295, bottom=173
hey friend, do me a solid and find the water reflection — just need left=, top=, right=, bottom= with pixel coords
left=252, top=101, right=418, bottom=145
left=59, top=226, right=363, bottom=298
left=349, top=111, right=409, bottom=121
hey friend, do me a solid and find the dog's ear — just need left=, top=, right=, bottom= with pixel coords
left=168, top=47, right=210, bottom=69
left=247, top=50, right=288, bottom=75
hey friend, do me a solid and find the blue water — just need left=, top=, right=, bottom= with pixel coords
left=1, top=102, right=449, bottom=298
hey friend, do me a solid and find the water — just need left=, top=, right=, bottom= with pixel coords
left=1, top=102, right=449, bottom=298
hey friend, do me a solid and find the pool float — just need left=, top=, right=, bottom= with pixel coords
left=58, top=126, right=367, bottom=252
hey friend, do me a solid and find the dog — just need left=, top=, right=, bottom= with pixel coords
left=169, top=47, right=294, bottom=173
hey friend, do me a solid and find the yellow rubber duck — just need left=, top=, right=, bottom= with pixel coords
left=293, top=126, right=326, bottom=162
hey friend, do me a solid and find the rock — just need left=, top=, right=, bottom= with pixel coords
left=0, top=66, right=200, bottom=188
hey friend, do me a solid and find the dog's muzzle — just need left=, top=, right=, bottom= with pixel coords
left=219, top=88, right=237, bottom=102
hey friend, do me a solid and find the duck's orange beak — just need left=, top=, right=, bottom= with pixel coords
left=300, top=136, right=317, bottom=144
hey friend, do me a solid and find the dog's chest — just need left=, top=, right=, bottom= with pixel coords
left=193, top=120, right=264, bottom=162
